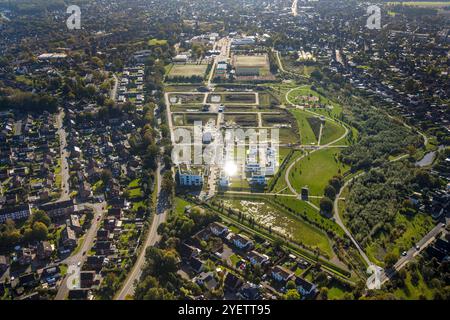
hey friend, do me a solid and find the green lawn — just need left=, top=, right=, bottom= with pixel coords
left=274, top=196, right=345, bottom=238
left=174, top=197, right=191, bottom=214
left=269, top=150, right=303, bottom=194
left=320, top=120, right=346, bottom=145
left=289, top=148, right=349, bottom=195
left=290, top=109, right=317, bottom=145
left=393, top=269, right=434, bottom=300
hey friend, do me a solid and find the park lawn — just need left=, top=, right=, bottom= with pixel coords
left=290, top=109, right=317, bottom=145
left=288, top=85, right=335, bottom=106
left=132, top=201, right=146, bottom=213
left=393, top=269, right=434, bottom=300
left=128, top=179, right=140, bottom=188
left=327, top=280, right=352, bottom=300
left=274, top=196, right=345, bottom=238
left=174, top=197, right=191, bottom=214
left=320, top=120, right=346, bottom=145
left=221, top=197, right=334, bottom=257
left=128, top=187, right=143, bottom=199
left=289, top=148, right=349, bottom=195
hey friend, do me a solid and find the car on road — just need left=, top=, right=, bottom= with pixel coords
left=415, top=245, right=420, bottom=250
left=401, top=251, right=407, bottom=256
left=77, top=262, right=81, bottom=266
left=82, top=251, right=87, bottom=256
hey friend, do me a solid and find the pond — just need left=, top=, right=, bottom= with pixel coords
left=415, top=145, right=444, bottom=167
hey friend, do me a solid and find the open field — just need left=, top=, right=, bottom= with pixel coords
left=170, top=105, right=202, bottom=112
left=321, top=120, right=347, bottom=145
left=279, top=127, right=300, bottom=145
left=224, top=113, right=258, bottom=127
left=290, top=109, right=317, bottom=145
left=167, top=64, right=209, bottom=78
left=234, top=54, right=269, bottom=67
left=269, top=150, right=303, bottom=193
left=224, top=105, right=256, bottom=112
left=281, top=55, right=318, bottom=78
left=168, top=93, right=205, bottom=104
left=207, top=93, right=257, bottom=104
left=289, top=148, right=349, bottom=195
left=221, top=197, right=334, bottom=256
left=272, top=196, right=345, bottom=238
left=172, top=113, right=217, bottom=126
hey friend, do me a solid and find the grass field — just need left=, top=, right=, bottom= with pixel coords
left=269, top=150, right=303, bottom=194
left=289, top=148, right=349, bottom=195
left=174, top=113, right=217, bottom=126
left=222, top=198, right=334, bottom=256
left=279, top=127, right=300, bottom=144
left=224, top=113, right=258, bottom=127
left=290, top=109, right=317, bottom=145
left=167, top=64, right=208, bottom=78
left=272, top=196, right=345, bottom=238
left=320, top=120, right=346, bottom=145
left=393, top=268, right=434, bottom=300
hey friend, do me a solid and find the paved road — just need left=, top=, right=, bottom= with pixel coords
left=110, top=73, right=119, bottom=102
left=333, top=173, right=372, bottom=267
left=56, top=110, right=70, bottom=201
left=54, top=202, right=106, bottom=300
left=380, top=221, right=446, bottom=285
left=115, top=164, right=168, bottom=300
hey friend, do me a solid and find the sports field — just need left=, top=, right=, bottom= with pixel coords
left=167, top=64, right=208, bottom=78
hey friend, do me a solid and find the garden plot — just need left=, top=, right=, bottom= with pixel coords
left=224, top=113, right=258, bottom=127
left=168, top=93, right=205, bottom=104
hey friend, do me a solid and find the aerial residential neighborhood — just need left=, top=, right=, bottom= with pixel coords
left=0, top=0, right=449, bottom=308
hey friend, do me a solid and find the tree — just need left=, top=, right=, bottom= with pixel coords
left=324, top=185, right=337, bottom=200
left=161, top=171, right=174, bottom=194
left=32, top=222, right=48, bottom=241
left=319, top=197, right=333, bottom=216
left=286, top=280, right=296, bottom=290
left=384, top=252, right=398, bottom=269
left=101, top=169, right=112, bottom=185
left=31, top=210, right=51, bottom=227
left=284, top=289, right=301, bottom=300
left=319, top=287, right=328, bottom=300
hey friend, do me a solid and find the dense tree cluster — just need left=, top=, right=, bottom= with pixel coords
left=0, top=92, right=57, bottom=112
